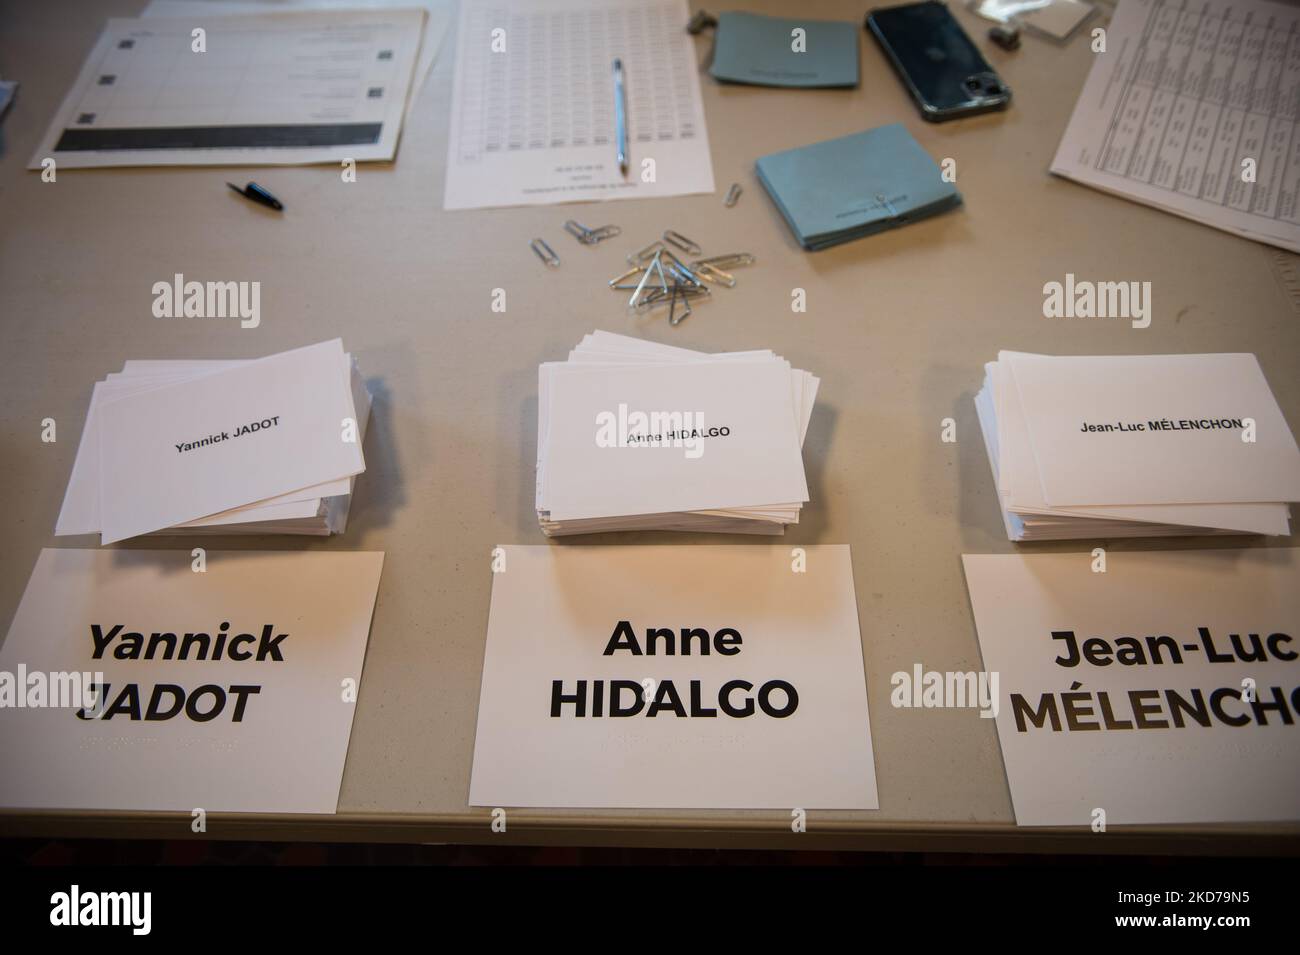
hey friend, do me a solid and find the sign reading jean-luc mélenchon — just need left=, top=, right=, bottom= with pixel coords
left=962, top=549, right=1300, bottom=827
left=0, top=549, right=383, bottom=814
left=469, top=545, right=878, bottom=810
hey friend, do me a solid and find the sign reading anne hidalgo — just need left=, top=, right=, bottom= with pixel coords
left=469, top=545, right=878, bottom=810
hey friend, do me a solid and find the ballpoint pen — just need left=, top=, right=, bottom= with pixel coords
left=227, top=181, right=284, bottom=211
left=612, top=57, right=628, bottom=177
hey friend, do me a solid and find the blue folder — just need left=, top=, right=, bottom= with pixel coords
left=710, top=11, right=860, bottom=88
left=755, top=124, right=963, bottom=250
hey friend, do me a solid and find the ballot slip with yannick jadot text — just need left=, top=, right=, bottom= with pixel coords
left=974, top=351, right=1300, bottom=540
left=536, top=331, right=817, bottom=536
left=55, top=339, right=370, bottom=544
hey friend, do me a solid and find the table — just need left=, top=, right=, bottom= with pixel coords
left=1, top=0, right=1297, bottom=855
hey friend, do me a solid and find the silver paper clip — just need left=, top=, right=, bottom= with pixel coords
left=693, top=252, right=755, bottom=269
left=723, top=183, right=742, bottom=207
left=530, top=238, right=560, bottom=267
left=565, top=219, right=621, bottom=244
left=628, top=239, right=666, bottom=265
left=662, top=229, right=702, bottom=256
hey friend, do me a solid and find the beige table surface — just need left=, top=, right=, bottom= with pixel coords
left=1, top=0, right=1297, bottom=854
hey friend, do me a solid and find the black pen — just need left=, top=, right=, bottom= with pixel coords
left=227, top=181, right=284, bottom=211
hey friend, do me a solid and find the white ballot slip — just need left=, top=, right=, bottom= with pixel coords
left=537, top=332, right=818, bottom=535
left=95, top=340, right=365, bottom=544
left=1051, top=0, right=1300, bottom=254
left=973, top=351, right=1298, bottom=540
left=30, top=9, right=424, bottom=169
left=1010, top=352, right=1300, bottom=507
left=0, top=548, right=384, bottom=814
left=469, top=545, right=878, bottom=810
left=443, top=0, right=715, bottom=210
left=56, top=349, right=371, bottom=540
left=962, top=549, right=1300, bottom=826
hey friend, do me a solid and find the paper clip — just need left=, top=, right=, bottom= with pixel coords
left=696, top=263, right=735, bottom=287
left=530, top=238, right=560, bottom=267
left=565, top=219, right=621, bottom=244
left=669, top=285, right=691, bottom=326
left=628, top=250, right=669, bottom=309
left=660, top=249, right=704, bottom=287
left=628, top=239, right=665, bottom=265
left=608, top=265, right=644, bottom=288
left=724, top=183, right=742, bottom=207
left=662, top=229, right=702, bottom=256
left=693, top=252, right=754, bottom=269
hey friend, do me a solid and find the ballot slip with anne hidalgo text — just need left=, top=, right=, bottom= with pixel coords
left=537, top=331, right=818, bottom=536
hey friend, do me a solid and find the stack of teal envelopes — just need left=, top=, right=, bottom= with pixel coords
left=756, top=123, right=963, bottom=251
left=710, top=12, right=860, bottom=88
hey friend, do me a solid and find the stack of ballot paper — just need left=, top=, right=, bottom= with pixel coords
left=537, top=332, right=817, bottom=536
left=975, top=351, right=1300, bottom=540
left=56, top=340, right=370, bottom=544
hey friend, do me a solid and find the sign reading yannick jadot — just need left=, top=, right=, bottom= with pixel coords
left=74, top=622, right=290, bottom=722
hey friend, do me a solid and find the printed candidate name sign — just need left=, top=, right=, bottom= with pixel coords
left=0, top=549, right=383, bottom=814
left=962, top=549, right=1300, bottom=826
left=469, top=545, right=878, bottom=809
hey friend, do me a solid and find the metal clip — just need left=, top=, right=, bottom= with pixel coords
left=628, top=250, right=669, bottom=309
left=668, top=285, right=692, bottom=326
left=696, top=262, right=735, bottom=287
left=662, top=229, right=702, bottom=256
left=723, top=183, right=742, bottom=207
left=628, top=239, right=666, bottom=265
left=693, top=252, right=754, bottom=269
left=530, top=238, right=560, bottom=267
left=565, top=220, right=621, bottom=244
left=608, top=265, right=644, bottom=288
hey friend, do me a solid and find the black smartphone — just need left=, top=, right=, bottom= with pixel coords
left=866, top=2, right=1010, bottom=122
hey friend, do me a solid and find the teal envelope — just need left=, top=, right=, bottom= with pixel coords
left=755, top=124, right=963, bottom=251
left=709, top=11, right=859, bottom=89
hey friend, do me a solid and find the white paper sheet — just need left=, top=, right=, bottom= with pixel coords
left=962, top=549, right=1300, bottom=826
left=469, top=545, right=878, bottom=809
left=0, top=548, right=383, bottom=814
left=140, top=0, right=453, bottom=112
left=96, top=340, right=364, bottom=543
left=30, top=8, right=424, bottom=169
left=443, top=0, right=715, bottom=209
left=1051, top=0, right=1300, bottom=253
